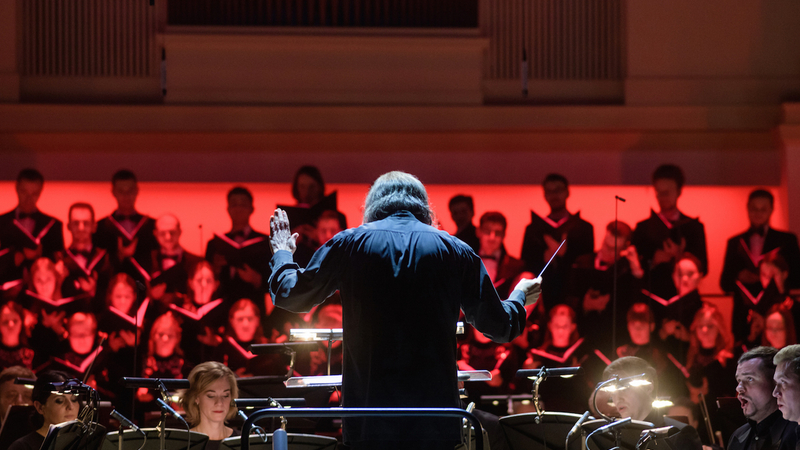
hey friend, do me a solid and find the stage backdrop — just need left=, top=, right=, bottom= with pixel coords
left=0, top=181, right=786, bottom=296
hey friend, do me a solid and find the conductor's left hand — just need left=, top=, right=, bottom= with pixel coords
left=514, top=276, right=542, bottom=307
left=270, top=208, right=300, bottom=255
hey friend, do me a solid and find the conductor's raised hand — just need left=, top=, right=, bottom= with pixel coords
left=270, top=208, right=299, bottom=255
left=513, top=276, right=542, bottom=307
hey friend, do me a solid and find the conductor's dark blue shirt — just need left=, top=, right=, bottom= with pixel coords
left=269, top=210, right=527, bottom=443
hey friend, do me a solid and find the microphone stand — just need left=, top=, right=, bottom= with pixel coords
left=612, top=195, right=625, bottom=355
left=157, top=380, right=170, bottom=450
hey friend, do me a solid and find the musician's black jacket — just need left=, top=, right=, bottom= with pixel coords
left=269, top=210, right=527, bottom=444
left=728, top=409, right=798, bottom=450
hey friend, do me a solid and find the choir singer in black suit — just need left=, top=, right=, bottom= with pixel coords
left=268, top=171, right=542, bottom=450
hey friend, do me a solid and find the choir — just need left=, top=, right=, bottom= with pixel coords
left=1, top=163, right=800, bottom=449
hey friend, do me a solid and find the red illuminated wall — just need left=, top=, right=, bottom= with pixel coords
left=0, top=181, right=784, bottom=296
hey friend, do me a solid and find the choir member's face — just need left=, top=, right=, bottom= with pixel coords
left=672, top=258, right=700, bottom=296
left=153, top=322, right=179, bottom=357
left=747, top=197, right=773, bottom=229
left=627, top=320, right=652, bottom=346
left=296, top=174, right=323, bottom=205
left=0, top=305, right=23, bottom=346
left=694, top=313, right=719, bottom=350
left=68, top=315, right=96, bottom=354
left=231, top=304, right=259, bottom=342
left=765, top=312, right=787, bottom=349
left=316, top=218, right=342, bottom=246
left=773, top=361, right=800, bottom=423
left=548, top=312, right=575, bottom=348
left=33, top=268, right=57, bottom=299
left=478, top=221, right=505, bottom=256
left=602, top=231, right=629, bottom=254
left=0, top=379, right=32, bottom=421
left=195, top=377, right=232, bottom=426
left=112, top=179, right=138, bottom=211
left=190, top=266, right=216, bottom=306
left=35, top=393, right=80, bottom=428
left=110, top=282, right=136, bottom=315
left=155, top=216, right=182, bottom=252
left=609, top=374, right=652, bottom=420
left=653, top=178, right=680, bottom=212
left=543, top=181, right=569, bottom=212
left=227, top=194, right=254, bottom=225
left=736, top=358, right=778, bottom=423
left=449, top=201, right=473, bottom=230
left=68, top=207, right=96, bottom=243
left=15, top=180, right=42, bottom=213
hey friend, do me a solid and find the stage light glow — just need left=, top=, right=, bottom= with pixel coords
left=289, top=328, right=343, bottom=342
left=652, top=398, right=674, bottom=408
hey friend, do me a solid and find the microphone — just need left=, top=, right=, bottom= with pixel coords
left=567, top=411, right=591, bottom=440
left=596, top=417, right=632, bottom=434
left=156, top=398, right=187, bottom=424
left=111, top=409, right=140, bottom=432
left=640, top=426, right=676, bottom=438
left=615, top=196, right=626, bottom=202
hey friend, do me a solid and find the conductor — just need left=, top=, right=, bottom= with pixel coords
left=269, top=171, right=542, bottom=450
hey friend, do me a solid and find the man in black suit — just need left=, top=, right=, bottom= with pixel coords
left=204, top=186, right=271, bottom=303
left=521, top=173, right=594, bottom=307
left=729, top=346, right=798, bottom=450
left=95, top=169, right=158, bottom=274
left=61, top=202, right=112, bottom=312
left=720, top=189, right=800, bottom=343
left=478, top=211, right=532, bottom=299
left=631, top=164, right=707, bottom=300
left=721, top=189, right=800, bottom=293
left=0, top=169, right=64, bottom=281
left=147, top=214, right=202, bottom=300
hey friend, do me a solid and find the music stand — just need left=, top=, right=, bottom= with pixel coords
left=217, top=433, right=338, bottom=450
left=500, top=411, right=587, bottom=450
left=581, top=418, right=654, bottom=450
left=102, top=428, right=209, bottom=450
left=41, top=419, right=107, bottom=450
left=0, top=405, right=36, bottom=449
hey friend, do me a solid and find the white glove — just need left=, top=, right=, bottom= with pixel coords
left=514, top=276, right=542, bottom=307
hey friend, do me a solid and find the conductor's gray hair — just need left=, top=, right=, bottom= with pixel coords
left=363, top=171, right=433, bottom=225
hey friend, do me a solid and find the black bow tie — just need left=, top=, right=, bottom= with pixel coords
left=748, top=226, right=766, bottom=237
left=17, top=212, right=36, bottom=219
left=161, top=254, right=179, bottom=261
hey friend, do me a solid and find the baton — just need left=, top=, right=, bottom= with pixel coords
left=539, top=239, right=566, bottom=277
